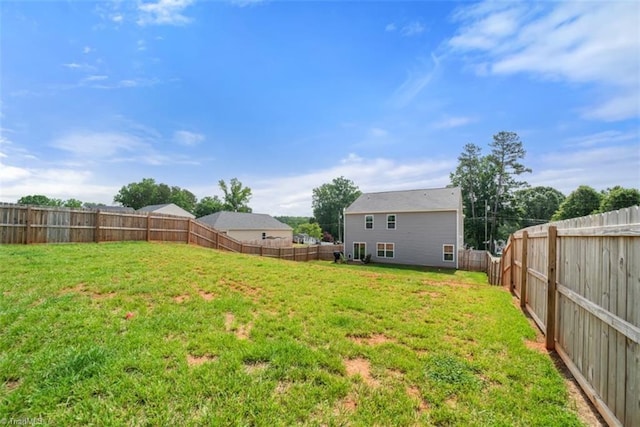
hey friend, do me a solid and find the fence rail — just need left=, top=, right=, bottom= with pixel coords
left=0, top=204, right=342, bottom=262
left=500, top=206, right=640, bottom=427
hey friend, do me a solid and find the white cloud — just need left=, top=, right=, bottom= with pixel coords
left=369, top=127, right=388, bottom=138
left=137, top=0, right=194, bottom=26
left=391, top=53, right=440, bottom=108
left=63, top=62, right=96, bottom=71
left=52, top=131, right=145, bottom=158
left=385, top=23, right=396, bottom=32
left=0, top=163, right=117, bottom=204
left=137, top=39, right=147, bottom=51
left=563, top=130, right=638, bottom=148
left=230, top=0, right=265, bottom=7
left=83, top=46, right=93, bottom=54
left=83, top=75, right=109, bottom=82
left=433, top=116, right=475, bottom=129
left=246, top=153, right=455, bottom=216
left=401, top=21, right=425, bottom=37
left=112, top=14, right=124, bottom=23
left=448, top=1, right=640, bottom=121
left=531, top=145, right=640, bottom=194
left=173, top=130, right=205, bottom=146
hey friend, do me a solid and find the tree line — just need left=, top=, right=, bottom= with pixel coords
left=16, top=177, right=253, bottom=218
left=450, top=132, right=640, bottom=251
left=13, top=133, right=639, bottom=249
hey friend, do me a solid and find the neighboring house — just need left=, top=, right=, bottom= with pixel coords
left=137, top=203, right=195, bottom=219
left=294, top=233, right=319, bottom=245
left=197, top=211, right=293, bottom=243
left=344, top=187, right=464, bottom=268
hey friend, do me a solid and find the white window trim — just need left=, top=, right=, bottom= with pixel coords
left=364, top=215, right=374, bottom=230
left=443, top=244, right=455, bottom=262
left=376, top=242, right=395, bottom=259
left=386, top=214, right=396, bottom=230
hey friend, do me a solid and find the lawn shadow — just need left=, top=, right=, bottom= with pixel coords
left=344, top=262, right=458, bottom=275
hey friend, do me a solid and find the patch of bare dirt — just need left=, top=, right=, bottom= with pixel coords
left=348, top=333, right=394, bottom=346
left=525, top=339, right=548, bottom=354
left=198, top=290, right=215, bottom=301
left=187, top=354, right=217, bottom=366
left=174, top=295, right=190, bottom=303
left=426, top=280, right=472, bottom=289
left=406, top=386, right=429, bottom=412
left=222, top=279, right=262, bottom=300
left=415, top=290, right=442, bottom=298
left=61, top=283, right=116, bottom=300
left=333, top=392, right=358, bottom=415
left=244, top=361, right=269, bottom=374
left=387, top=368, right=404, bottom=379
left=344, top=358, right=380, bottom=388
left=224, top=313, right=235, bottom=331
left=5, top=379, right=20, bottom=391
left=236, top=322, right=253, bottom=340
left=274, top=381, right=290, bottom=395
left=445, top=396, right=458, bottom=409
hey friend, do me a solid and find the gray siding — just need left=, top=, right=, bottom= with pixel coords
left=344, top=211, right=458, bottom=268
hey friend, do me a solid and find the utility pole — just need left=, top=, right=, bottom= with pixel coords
left=484, top=199, right=488, bottom=252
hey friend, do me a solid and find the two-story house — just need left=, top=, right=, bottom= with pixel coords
left=344, top=187, right=464, bottom=268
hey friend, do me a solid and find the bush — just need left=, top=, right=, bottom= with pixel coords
left=363, top=254, right=372, bottom=264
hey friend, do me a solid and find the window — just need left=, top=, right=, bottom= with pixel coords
left=365, top=215, right=374, bottom=229
left=377, top=242, right=394, bottom=258
left=387, top=214, right=396, bottom=229
left=443, top=244, right=455, bottom=262
left=353, top=242, right=366, bottom=260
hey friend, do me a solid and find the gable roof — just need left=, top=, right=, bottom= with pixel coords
left=197, top=211, right=292, bottom=231
left=345, top=187, right=462, bottom=214
left=137, top=203, right=195, bottom=218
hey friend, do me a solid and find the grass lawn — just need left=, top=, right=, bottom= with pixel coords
left=1, top=242, right=583, bottom=426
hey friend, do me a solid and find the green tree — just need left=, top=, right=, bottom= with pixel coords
left=114, top=178, right=162, bottom=210
left=312, top=176, right=361, bottom=239
left=487, top=132, right=531, bottom=252
left=275, top=216, right=312, bottom=229
left=194, top=196, right=224, bottom=217
left=514, top=187, right=565, bottom=228
left=219, top=178, right=252, bottom=212
left=114, top=178, right=198, bottom=213
left=169, top=186, right=197, bottom=214
left=17, top=195, right=63, bottom=206
left=63, top=198, right=84, bottom=208
left=599, top=186, right=640, bottom=213
left=450, top=144, right=498, bottom=249
left=295, top=222, right=322, bottom=240
left=552, top=185, right=602, bottom=220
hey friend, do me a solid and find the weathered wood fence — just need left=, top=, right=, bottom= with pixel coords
left=458, top=249, right=502, bottom=285
left=0, top=204, right=342, bottom=262
left=500, top=206, right=639, bottom=427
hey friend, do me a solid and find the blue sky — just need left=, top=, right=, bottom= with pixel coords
left=1, top=0, right=639, bottom=216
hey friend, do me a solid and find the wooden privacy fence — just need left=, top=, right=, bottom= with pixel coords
left=0, top=204, right=342, bottom=262
left=500, top=206, right=639, bottom=427
left=458, top=249, right=502, bottom=285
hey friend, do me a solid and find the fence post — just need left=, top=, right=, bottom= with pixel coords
left=95, top=210, right=101, bottom=243
left=545, top=226, right=558, bottom=350
left=25, top=206, right=32, bottom=245
left=510, top=237, right=515, bottom=292
left=187, top=219, right=192, bottom=244
left=520, top=231, right=528, bottom=309
left=146, top=213, right=151, bottom=242
left=279, top=247, right=282, bottom=259
left=260, top=245, right=264, bottom=256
